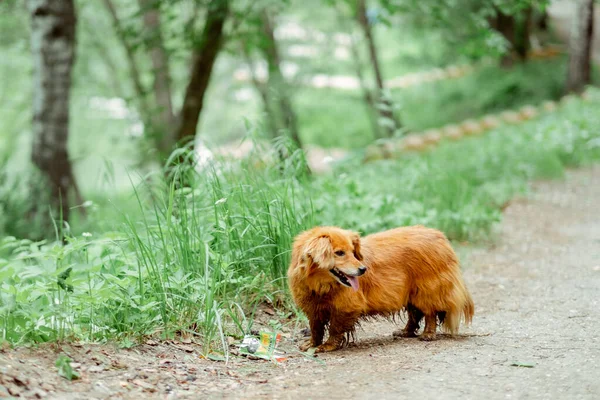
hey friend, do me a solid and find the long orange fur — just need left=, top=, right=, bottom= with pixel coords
left=287, top=225, right=474, bottom=352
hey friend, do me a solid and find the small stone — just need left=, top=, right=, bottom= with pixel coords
left=26, top=388, right=48, bottom=399
left=132, top=379, right=155, bottom=392
left=93, top=382, right=113, bottom=395
left=88, top=365, right=105, bottom=373
left=40, top=383, right=55, bottom=392
left=0, top=384, right=11, bottom=398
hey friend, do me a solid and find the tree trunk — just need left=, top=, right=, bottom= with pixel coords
left=514, top=7, right=532, bottom=61
left=566, top=0, right=594, bottom=94
left=138, top=0, right=176, bottom=156
left=356, top=0, right=401, bottom=137
left=335, top=6, right=381, bottom=140
left=101, top=0, right=152, bottom=123
left=491, top=10, right=516, bottom=66
left=174, top=0, right=229, bottom=148
left=348, top=30, right=382, bottom=139
left=242, top=43, right=280, bottom=140
left=260, top=11, right=304, bottom=151
left=26, top=0, right=82, bottom=226
left=491, top=7, right=532, bottom=66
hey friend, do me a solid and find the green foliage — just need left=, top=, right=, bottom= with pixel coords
left=55, top=355, right=80, bottom=381
left=1, top=94, right=599, bottom=350
left=398, top=57, right=568, bottom=131
left=388, top=0, right=549, bottom=58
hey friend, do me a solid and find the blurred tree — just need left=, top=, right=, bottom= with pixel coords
left=26, top=0, right=83, bottom=226
left=101, top=0, right=153, bottom=131
left=174, top=0, right=230, bottom=150
left=488, top=5, right=532, bottom=66
left=259, top=10, right=304, bottom=151
left=236, top=2, right=308, bottom=165
left=566, top=0, right=594, bottom=94
left=102, top=0, right=231, bottom=162
left=389, top=0, right=548, bottom=64
left=138, top=0, right=177, bottom=155
left=356, top=0, right=401, bottom=137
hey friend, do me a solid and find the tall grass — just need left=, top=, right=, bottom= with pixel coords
left=1, top=93, right=600, bottom=350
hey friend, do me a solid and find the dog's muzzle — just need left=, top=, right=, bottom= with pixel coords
left=330, top=266, right=367, bottom=291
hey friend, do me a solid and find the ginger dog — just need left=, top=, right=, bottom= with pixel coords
left=287, top=225, right=474, bottom=352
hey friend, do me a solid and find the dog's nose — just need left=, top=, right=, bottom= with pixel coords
left=357, top=266, right=367, bottom=275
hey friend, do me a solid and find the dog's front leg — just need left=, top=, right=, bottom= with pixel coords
left=299, top=315, right=328, bottom=351
left=316, top=313, right=357, bottom=353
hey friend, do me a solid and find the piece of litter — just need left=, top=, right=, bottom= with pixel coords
left=238, top=331, right=287, bottom=362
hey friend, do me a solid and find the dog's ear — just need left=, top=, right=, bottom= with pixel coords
left=304, top=235, right=333, bottom=269
left=350, top=232, right=363, bottom=261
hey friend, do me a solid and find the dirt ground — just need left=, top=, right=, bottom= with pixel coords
left=2, top=165, right=600, bottom=400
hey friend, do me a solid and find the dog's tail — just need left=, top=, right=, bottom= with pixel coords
left=441, top=278, right=474, bottom=335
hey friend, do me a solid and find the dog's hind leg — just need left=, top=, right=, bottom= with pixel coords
left=420, top=313, right=438, bottom=341
left=393, top=303, right=423, bottom=338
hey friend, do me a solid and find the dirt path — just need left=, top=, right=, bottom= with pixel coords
left=2, top=166, right=600, bottom=399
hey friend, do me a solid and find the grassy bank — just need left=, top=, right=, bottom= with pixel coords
left=1, top=93, right=599, bottom=352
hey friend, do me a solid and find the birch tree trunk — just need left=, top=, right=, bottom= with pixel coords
left=566, top=0, right=595, bottom=94
left=27, top=0, right=81, bottom=225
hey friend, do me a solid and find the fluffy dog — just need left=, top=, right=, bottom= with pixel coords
left=287, top=225, right=474, bottom=352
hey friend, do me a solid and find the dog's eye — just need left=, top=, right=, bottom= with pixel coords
left=334, top=250, right=345, bottom=257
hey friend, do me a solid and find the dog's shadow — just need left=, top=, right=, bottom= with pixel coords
left=294, top=328, right=483, bottom=357
left=331, top=332, right=480, bottom=356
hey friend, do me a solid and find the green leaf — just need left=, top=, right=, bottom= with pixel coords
left=55, top=355, right=80, bottom=381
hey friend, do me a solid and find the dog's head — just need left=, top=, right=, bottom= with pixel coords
left=292, top=226, right=366, bottom=291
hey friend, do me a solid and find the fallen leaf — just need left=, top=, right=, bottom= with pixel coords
left=207, top=353, right=225, bottom=362
left=263, top=307, right=275, bottom=316
left=175, top=345, right=194, bottom=353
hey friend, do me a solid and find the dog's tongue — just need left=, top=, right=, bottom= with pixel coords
left=347, top=276, right=359, bottom=291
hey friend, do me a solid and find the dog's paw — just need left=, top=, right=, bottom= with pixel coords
left=315, top=343, right=340, bottom=353
left=298, top=339, right=314, bottom=352
left=419, top=332, right=437, bottom=341
left=393, top=329, right=417, bottom=339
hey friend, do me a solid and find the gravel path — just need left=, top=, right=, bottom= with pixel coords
left=1, top=166, right=599, bottom=399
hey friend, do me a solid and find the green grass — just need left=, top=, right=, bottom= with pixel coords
left=2, top=92, right=600, bottom=350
